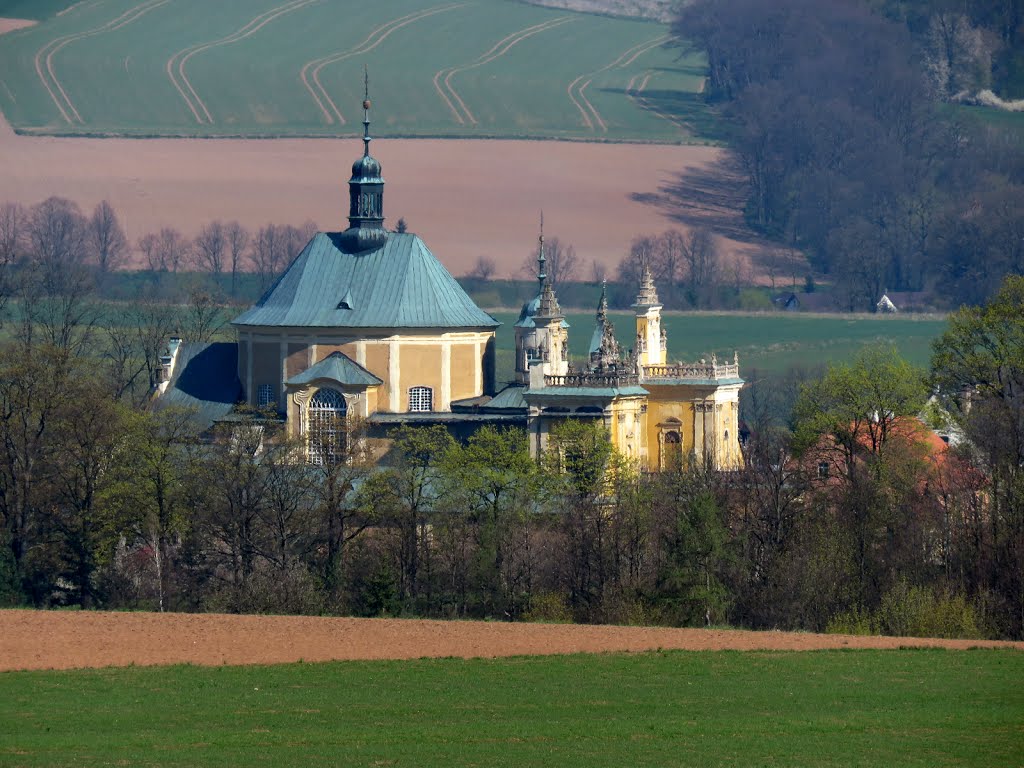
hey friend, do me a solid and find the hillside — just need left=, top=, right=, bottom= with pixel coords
left=0, top=0, right=715, bottom=141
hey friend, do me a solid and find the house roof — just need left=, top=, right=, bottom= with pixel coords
left=233, top=231, right=499, bottom=330
left=287, top=351, right=382, bottom=387
left=154, top=342, right=242, bottom=428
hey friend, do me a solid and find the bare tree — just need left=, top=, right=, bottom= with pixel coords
left=617, top=234, right=657, bottom=288
left=682, top=227, right=719, bottom=307
left=252, top=224, right=288, bottom=290
left=251, top=222, right=315, bottom=291
left=183, top=289, right=226, bottom=344
left=139, top=228, right=190, bottom=274
left=469, top=256, right=496, bottom=280
left=134, top=301, right=181, bottom=391
left=138, top=233, right=160, bottom=272
left=0, top=202, right=27, bottom=266
left=654, top=230, right=685, bottom=286
left=590, top=259, right=607, bottom=284
left=87, top=200, right=128, bottom=277
left=521, top=236, right=579, bottom=285
left=224, top=221, right=250, bottom=298
left=194, top=220, right=226, bottom=280
left=0, top=203, right=27, bottom=312
left=27, top=197, right=88, bottom=280
left=159, top=228, right=190, bottom=274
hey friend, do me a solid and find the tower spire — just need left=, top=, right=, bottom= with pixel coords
left=537, top=211, right=546, bottom=295
left=534, top=211, right=561, bottom=320
left=362, top=65, right=371, bottom=158
left=341, top=66, right=386, bottom=251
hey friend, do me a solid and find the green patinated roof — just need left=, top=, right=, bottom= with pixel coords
left=233, top=232, right=499, bottom=329
left=287, top=351, right=382, bottom=387
left=514, top=294, right=570, bottom=329
left=525, top=385, right=649, bottom=399
left=485, top=385, right=529, bottom=410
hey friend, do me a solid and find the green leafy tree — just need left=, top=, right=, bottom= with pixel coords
left=652, top=463, right=731, bottom=627
left=439, top=426, right=537, bottom=618
left=932, top=275, right=1024, bottom=637
left=793, top=344, right=929, bottom=607
left=358, top=425, right=455, bottom=612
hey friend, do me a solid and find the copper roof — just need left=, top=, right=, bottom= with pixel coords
left=233, top=231, right=499, bottom=330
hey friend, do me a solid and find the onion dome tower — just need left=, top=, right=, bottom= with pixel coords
left=340, top=69, right=387, bottom=252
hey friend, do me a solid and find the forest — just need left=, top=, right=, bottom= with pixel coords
left=674, top=0, right=1024, bottom=310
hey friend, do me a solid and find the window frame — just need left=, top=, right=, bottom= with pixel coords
left=307, top=387, right=348, bottom=466
left=408, top=385, right=433, bottom=413
left=257, top=383, right=275, bottom=409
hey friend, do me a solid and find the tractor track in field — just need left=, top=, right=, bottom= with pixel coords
left=166, top=0, right=319, bottom=125
left=299, top=3, right=465, bottom=126
left=566, top=34, right=666, bottom=133
left=34, top=0, right=166, bottom=125
left=626, top=67, right=687, bottom=131
left=432, top=15, right=574, bottom=126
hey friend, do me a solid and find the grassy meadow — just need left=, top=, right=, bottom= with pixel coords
left=1, top=649, right=1021, bottom=767
left=0, top=0, right=712, bottom=141
left=490, top=310, right=948, bottom=384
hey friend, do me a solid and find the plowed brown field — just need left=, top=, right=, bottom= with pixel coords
left=0, top=112, right=769, bottom=278
left=1, top=610, right=1019, bottom=671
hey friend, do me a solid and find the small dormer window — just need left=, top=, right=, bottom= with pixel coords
left=818, top=461, right=830, bottom=479
left=409, top=386, right=433, bottom=413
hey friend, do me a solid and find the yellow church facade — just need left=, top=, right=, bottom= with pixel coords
left=158, top=94, right=743, bottom=472
left=514, top=245, right=743, bottom=472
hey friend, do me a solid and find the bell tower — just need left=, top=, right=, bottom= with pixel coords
left=340, top=69, right=387, bottom=252
left=633, top=263, right=665, bottom=367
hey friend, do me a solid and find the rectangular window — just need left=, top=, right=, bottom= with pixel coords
left=408, top=386, right=433, bottom=413
left=818, top=461, right=830, bottom=479
left=257, top=384, right=275, bottom=408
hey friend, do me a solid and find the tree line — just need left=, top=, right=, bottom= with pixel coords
left=674, top=0, right=1024, bottom=310
left=0, top=196, right=317, bottom=299
left=1, top=238, right=1020, bottom=636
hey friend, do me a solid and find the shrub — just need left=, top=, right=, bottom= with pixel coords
left=523, top=591, right=573, bottom=623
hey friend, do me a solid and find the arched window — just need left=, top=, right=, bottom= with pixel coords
left=408, top=386, right=433, bottom=413
left=308, top=387, right=347, bottom=466
left=664, top=430, right=682, bottom=471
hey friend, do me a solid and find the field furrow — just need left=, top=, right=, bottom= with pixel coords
left=438, top=15, right=574, bottom=125
left=168, top=0, right=319, bottom=125
left=304, top=2, right=465, bottom=126
left=567, top=34, right=667, bottom=133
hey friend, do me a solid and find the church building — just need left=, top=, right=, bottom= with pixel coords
left=157, top=94, right=744, bottom=471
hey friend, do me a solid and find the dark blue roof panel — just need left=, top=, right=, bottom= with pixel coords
left=155, top=342, right=242, bottom=427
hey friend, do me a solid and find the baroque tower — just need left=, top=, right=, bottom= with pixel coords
left=340, top=70, right=386, bottom=252
left=633, top=263, right=665, bottom=367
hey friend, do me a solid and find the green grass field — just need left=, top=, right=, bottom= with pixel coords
left=1, top=649, right=1021, bottom=767
left=490, top=310, right=948, bottom=383
left=0, top=0, right=713, bottom=141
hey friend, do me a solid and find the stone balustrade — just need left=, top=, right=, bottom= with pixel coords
left=643, top=362, right=740, bottom=380
left=544, top=372, right=640, bottom=388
